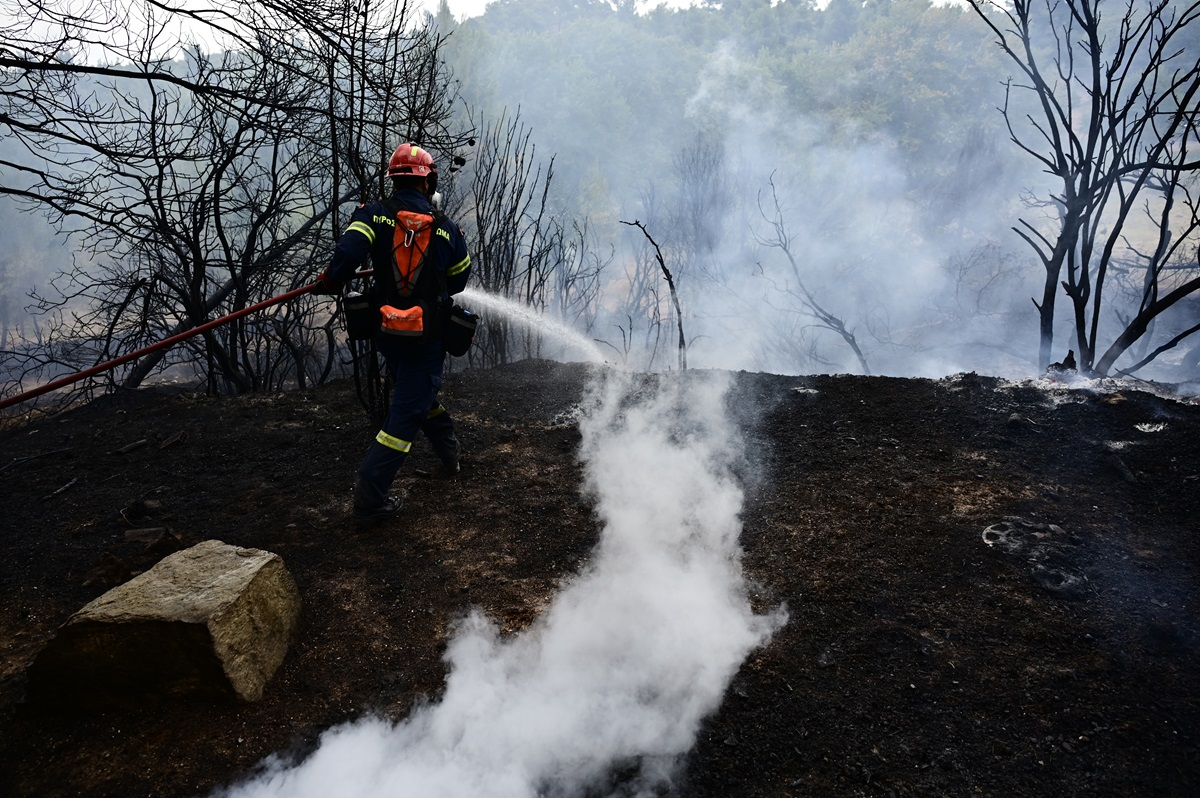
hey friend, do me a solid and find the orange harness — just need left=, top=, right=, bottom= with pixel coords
left=379, top=210, right=436, bottom=338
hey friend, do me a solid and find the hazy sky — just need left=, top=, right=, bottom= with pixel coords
left=430, top=0, right=965, bottom=21
left=429, top=0, right=719, bottom=22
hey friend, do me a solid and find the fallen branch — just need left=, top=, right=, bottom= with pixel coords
left=0, top=448, right=71, bottom=475
left=113, top=439, right=149, bottom=454
left=159, top=431, right=187, bottom=449
left=41, top=477, right=79, bottom=501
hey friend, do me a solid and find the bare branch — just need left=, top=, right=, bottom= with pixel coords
left=619, top=219, right=687, bottom=371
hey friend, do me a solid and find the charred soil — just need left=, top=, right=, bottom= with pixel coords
left=1, top=360, right=1198, bottom=797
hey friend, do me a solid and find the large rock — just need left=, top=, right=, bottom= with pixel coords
left=27, top=540, right=301, bottom=707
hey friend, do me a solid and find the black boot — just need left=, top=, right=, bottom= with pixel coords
left=353, top=475, right=404, bottom=521
left=434, top=439, right=461, bottom=477
left=353, top=495, right=403, bottom=522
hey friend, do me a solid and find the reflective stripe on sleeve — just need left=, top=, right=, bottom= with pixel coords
left=375, top=430, right=412, bottom=452
left=347, top=221, right=376, bottom=245
left=427, top=404, right=446, bottom=419
left=448, top=255, right=470, bottom=276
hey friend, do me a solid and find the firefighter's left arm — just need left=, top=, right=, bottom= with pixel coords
left=442, top=220, right=471, bottom=295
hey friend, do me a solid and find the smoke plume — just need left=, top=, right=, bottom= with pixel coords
left=219, top=369, right=784, bottom=798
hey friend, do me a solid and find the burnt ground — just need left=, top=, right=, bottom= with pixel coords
left=0, top=358, right=1198, bottom=797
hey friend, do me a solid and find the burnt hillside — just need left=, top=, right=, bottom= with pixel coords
left=1, top=360, right=1198, bottom=797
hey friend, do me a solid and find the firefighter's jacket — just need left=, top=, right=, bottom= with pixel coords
left=328, top=188, right=471, bottom=308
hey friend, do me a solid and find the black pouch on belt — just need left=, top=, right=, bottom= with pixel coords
left=445, top=305, right=479, bottom=357
left=344, top=291, right=381, bottom=341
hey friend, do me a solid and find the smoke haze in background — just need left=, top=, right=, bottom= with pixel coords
left=2, top=2, right=1104, bottom=382
left=444, top=3, right=1075, bottom=380
left=613, top=41, right=1047, bottom=380
left=219, top=369, right=785, bottom=798
left=673, top=121, right=1043, bottom=379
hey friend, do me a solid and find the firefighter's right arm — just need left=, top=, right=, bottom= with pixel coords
left=321, top=205, right=379, bottom=289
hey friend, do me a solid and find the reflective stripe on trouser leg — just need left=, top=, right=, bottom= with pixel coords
left=355, top=440, right=410, bottom=510
left=355, top=433, right=413, bottom=509
left=376, top=430, right=412, bottom=452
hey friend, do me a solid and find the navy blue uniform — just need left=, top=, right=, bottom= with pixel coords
left=328, top=188, right=471, bottom=511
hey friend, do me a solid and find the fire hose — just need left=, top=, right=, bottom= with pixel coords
left=0, top=281, right=327, bottom=412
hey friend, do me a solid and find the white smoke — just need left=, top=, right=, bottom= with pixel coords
left=219, top=369, right=784, bottom=798
left=664, top=41, right=1046, bottom=379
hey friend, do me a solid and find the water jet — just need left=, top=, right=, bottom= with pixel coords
left=457, top=288, right=607, bottom=364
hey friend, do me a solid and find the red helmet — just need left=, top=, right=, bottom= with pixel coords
left=386, top=144, right=435, bottom=178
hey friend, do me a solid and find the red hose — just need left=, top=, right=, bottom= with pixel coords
left=0, top=283, right=320, bottom=411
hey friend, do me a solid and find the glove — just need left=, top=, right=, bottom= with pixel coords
left=311, top=271, right=340, bottom=295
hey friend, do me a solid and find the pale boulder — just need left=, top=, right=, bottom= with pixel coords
left=28, top=540, right=301, bottom=707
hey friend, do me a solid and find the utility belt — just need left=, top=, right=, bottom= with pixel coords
left=344, top=290, right=476, bottom=356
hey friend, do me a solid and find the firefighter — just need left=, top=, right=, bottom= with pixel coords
left=314, top=143, right=472, bottom=521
